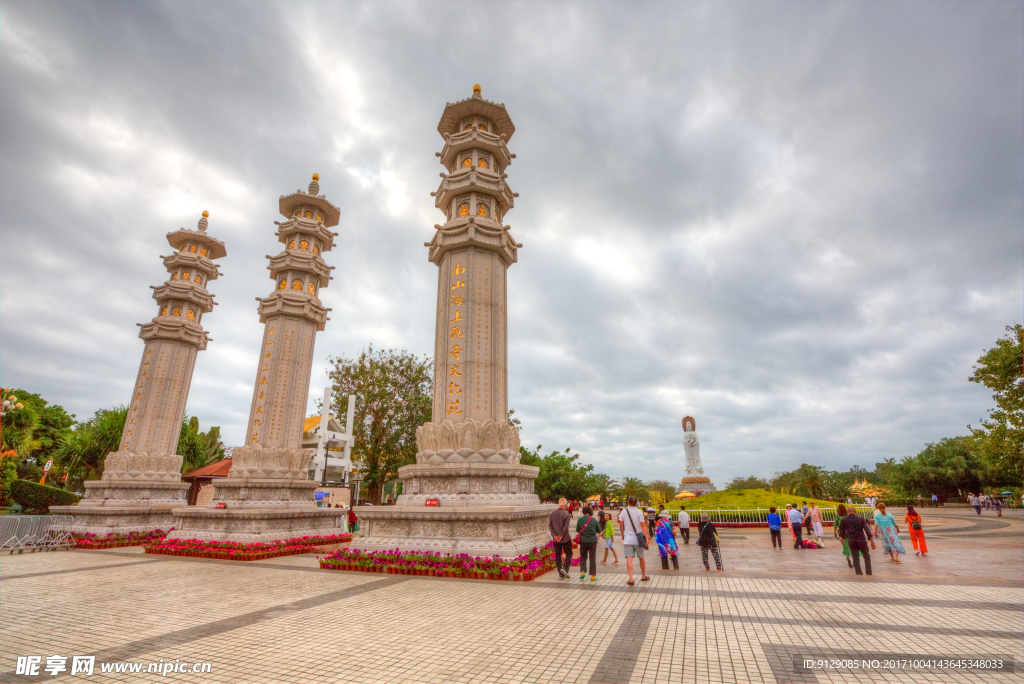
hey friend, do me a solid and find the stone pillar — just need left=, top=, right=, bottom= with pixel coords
left=353, top=86, right=553, bottom=558
left=165, top=176, right=345, bottom=543
left=53, top=213, right=227, bottom=535
left=243, top=174, right=336, bottom=451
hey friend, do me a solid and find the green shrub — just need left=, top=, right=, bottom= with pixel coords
left=9, top=479, right=80, bottom=513
left=0, top=452, right=17, bottom=506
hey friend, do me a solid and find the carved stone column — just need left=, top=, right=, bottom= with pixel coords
left=53, top=213, right=226, bottom=534
left=353, top=86, right=553, bottom=558
left=165, top=176, right=345, bottom=543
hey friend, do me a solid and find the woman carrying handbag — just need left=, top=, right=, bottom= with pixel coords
left=574, top=505, right=602, bottom=581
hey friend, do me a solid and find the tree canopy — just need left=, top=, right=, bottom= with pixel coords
left=969, top=324, right=1023, bottom=487
left=327, top=346, right=432, bottom=504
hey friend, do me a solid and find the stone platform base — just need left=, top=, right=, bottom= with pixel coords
left=165, top=507, right=345, bottom=543
left=50, top=504, right=181, bottom=536
left=52, top=480, right=190, bottom=535
left=351, top=504, right=555, bottom=558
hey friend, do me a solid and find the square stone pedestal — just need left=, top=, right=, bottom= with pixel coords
left=164, top=478, right=345, bottom=543
left=351, top=504, right=555, bottom=558
left=52, top=480, right=191, bottom=536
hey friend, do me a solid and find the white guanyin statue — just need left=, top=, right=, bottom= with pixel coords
left=683, top=416, right=703, bottom=477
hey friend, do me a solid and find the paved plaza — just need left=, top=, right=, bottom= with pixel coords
left=2, top=508, right=1021, bottom=684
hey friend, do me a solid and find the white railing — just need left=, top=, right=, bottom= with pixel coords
left=0, top=515, right=75, bottom=553
left=666, top=507, right=875, bottom=526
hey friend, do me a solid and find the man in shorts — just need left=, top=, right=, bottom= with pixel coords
left=618, top=496, right=651, bottom=585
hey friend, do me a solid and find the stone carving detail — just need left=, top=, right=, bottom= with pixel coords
left=228, top=445, right=310, bottom=479
left=510, top=517, right=547, bottom=537
left=101, top=451, right=183, bottom=482
left=415, top=419, right=521, bottom=464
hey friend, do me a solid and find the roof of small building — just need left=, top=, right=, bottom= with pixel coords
left=182, top=458, right=232, bottom=479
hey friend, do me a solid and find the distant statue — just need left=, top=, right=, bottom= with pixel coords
left=682, top=416, right=703, bottom=477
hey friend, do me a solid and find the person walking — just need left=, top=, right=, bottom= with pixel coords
left=646, top=506, right=658, bottom=539
left=872, top=502, right=906, bottom=563
left=808, top=503, right=826, bottom=548
left=697, top=512, right=723, bottom=571
left=838, top=506, right=875, bottom=575
left=678, top=506, right=691, bottom=544
left=931, top=493, right=938, bottom=508
left=969, top=493, right=981, bottom=515
left=549, top=498, right=573, bottom=579
left=904, top=505, right=927, bottom=556
left=600, top=511, right=619, bottom=564
left=655, top=514, right=680, bottom=570
left=767, top=506, right=783, bottom=549
left=787, top=503, right=805, bottom=549
left=992, top=495, right=1003, bottom=517
left=575, top=505, right=601, bottom=581
left=834, top=504, right=853, bottom=569
left=617, top=496, right=650, bottom=585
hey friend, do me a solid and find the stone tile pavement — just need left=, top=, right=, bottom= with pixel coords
left=1, top=508, right=1020, bottom=684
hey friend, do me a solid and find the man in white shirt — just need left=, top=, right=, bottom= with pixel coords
left=786, top=504, right=805, bottom=549
left=677, top=506, right=690, bottom=544
left=617, top=496, right=650, bottom=585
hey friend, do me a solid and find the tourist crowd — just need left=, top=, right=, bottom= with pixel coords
left=549, top=495, right=949, bottom=582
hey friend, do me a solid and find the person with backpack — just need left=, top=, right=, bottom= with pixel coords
left=904, top=505, right=927, bottom=556
left=697, top=512, right=723, bottom=571
left=646, top=507, right=658, bottom=538
left=767, top=506, right=783, bottom=549
left=575, top=505, right=601, bottom=581
left=656, top=513, right=679, bottom=570
left=617, top=496, right=650, bottom=585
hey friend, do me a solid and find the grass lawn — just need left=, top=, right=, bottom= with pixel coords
left=666, top=489, right=850, bottom=511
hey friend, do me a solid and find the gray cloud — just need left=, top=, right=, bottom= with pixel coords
left=2, top=0, right=1020, bottom=486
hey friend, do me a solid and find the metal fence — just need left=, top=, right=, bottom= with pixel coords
left=0, top=515, right=75, bottom=553
left=664, top=507, right=875, bottom=526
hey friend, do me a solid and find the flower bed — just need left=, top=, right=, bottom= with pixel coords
left=73, top=529, right=169, bottom=550
left=144, top=534, right=352, bottom=561
left=318, top=541, right=556, bottom=581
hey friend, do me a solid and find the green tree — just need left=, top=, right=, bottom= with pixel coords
left=890, top=436, right=984, bottom=499
left=969, top=324, right=1024, bottom=486
left=326, top=346, right=433, bottom=505
left=528, top=447, right=594, bottom=502
left=611, top=476, right=649, bottom=504
left=0, top=389, right=76, bottom=486
left=587, top=472, right=615, bottom=505
left=725, top=475, right=770, bottom=490
left=0, top=452, right=18, bottom=506
left=178, top=416, right=226, bottom=474
left=54, top=406, right=128, bottom=486
left=646, top=479, right=676, bottom=504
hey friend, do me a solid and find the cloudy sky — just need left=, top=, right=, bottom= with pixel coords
left=2, top=1, right=1021, bottom=485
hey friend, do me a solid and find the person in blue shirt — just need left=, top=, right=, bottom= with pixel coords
left=766, top=506, right=783, bottom=549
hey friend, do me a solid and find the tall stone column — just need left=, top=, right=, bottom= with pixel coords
left=166, top=176, right=346, bottom=543
left=54, top=213, right=227, bottom=534
left=416, top=83, right=524, bottom=465
left=354, top=86, right=552, bottom=558
left=244, top=173, right=338, bottom=451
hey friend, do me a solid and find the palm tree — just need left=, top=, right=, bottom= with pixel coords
left=611, top=476, right=649, bottom=504
left=588, top=473, right=615, bottom=504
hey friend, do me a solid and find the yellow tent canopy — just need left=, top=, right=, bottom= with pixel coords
left=674, top=491, right=696, bottom=499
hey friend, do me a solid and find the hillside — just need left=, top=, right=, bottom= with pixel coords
left=666, top=489, right=846, bottom=511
